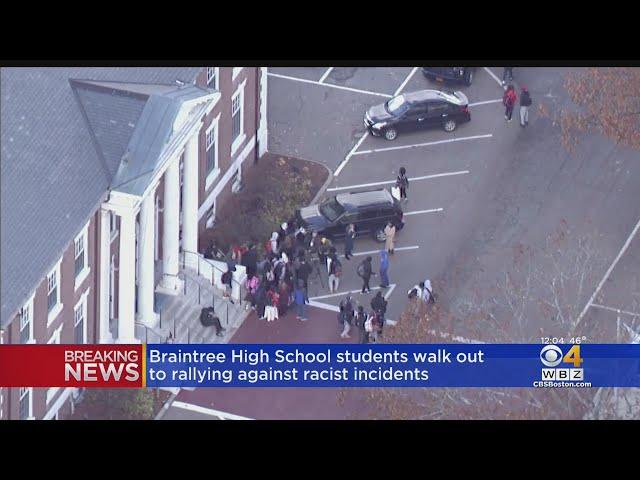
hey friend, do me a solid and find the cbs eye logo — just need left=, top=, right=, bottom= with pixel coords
left=540, top=345, right=583, bottom=368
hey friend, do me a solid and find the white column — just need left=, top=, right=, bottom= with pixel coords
left=161, top=157, right=181, bottom=293
left=182, top=135, right=199, bottom=270
left=258, top=66, right=268, bottom=157
left=136, top=190, right=157, bottom=326
left=98, top=209, right=113, bottom=343
left=117, top=207, right=137, bottom=343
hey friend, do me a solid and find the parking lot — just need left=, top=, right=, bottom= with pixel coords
left=268, top=66, right=640, bottom=341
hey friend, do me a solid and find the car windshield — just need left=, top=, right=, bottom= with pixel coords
left=385, top=95, right=409, bottom=116
left=319, top=197, right=345, bottom=222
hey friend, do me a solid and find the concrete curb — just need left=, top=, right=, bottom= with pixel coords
left=155, top=388, right=180, bottom=420
left=292, top=155, right=333, bottom=205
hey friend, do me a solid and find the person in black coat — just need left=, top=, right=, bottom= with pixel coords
left=344, top=224, right=355, bottom=260
left=354, top=306, right=369, bottom=344
left=357, top=256, right=376, bottom=294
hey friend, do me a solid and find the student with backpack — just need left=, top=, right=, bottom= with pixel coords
left=221, top=268, right=235, bottom=304
left=503, top=84, right=517, bottom=122
left=519, top=86, right=532, bottom=127
left=294, top=279, right=309, bottom=321
left=395, top=167, right=409, bottom=202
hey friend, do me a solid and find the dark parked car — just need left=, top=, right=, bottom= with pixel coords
left=296, top=189, right=403, bottom=243
left=364, top=89, right=470, bottom=140
left=422, top=67, right=476, bottom=86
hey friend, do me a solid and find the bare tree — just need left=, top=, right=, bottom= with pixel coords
left=343, top=222, right=639, bottom=419
left=539, top=67, right=640, bottom=151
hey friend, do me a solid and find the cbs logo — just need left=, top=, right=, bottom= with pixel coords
left=540, top=345, right=583, bottom=368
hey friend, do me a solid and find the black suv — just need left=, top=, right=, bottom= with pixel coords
left=364, top=89, right=470, bottom=141
left=422, top=67, right=476, bottom=86
left=296, top=189, right=403, bottom=243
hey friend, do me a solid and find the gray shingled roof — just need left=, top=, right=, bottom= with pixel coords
left=0, top=67, right=203, bottom=327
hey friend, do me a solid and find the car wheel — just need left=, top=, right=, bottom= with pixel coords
left=464, top=70, right=473, bottom=86
left=373, top=228, right=386, bottom=243
left=443, top=119, right=457, bottom=132
left=384, top=128, right=398, bottom=141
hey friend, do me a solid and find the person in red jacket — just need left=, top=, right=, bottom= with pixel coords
left=503, top=84, right=517, bottom=122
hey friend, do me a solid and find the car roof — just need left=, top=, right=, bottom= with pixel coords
left=404, top=89, right=463, bottom=105
left=336, top=189, right=395, bottom=210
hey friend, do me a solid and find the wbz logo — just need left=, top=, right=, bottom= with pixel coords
left=540, top=345, right=584, bottom=381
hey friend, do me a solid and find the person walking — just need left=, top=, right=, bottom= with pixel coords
left=396, top=167, right=409, bottom=202
left=384, top=221, right=396, bottom=255
left=294, top=279, right=308, bottom=321
left=379, top=250, right=390, bottom=288
left=327, top=251, right=342, bottom=294
left=221, top=267, right=235, bottom=304
left=354, top=306, right=369, bottom=344
left=502, top=67, right=513, bottom=86
left=371, top=291, right=388, bottom=318
left=338, top=304, right=351, bottom=339
left=344, top=224, right=356, bottom=260
left=357, top=256, right=376, bottom=294
left=265, top=288, right=280, bottom=322
left=519, top=85, right=532, bottom=127
left=503, top=85, right=517, bottom=122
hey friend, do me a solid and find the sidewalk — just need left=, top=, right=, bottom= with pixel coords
left=174, top=305, right=363, bottom=420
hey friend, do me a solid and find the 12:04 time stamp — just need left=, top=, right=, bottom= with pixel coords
left=541, top=336, right=588, bottom=344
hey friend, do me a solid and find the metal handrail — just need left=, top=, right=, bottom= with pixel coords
left=181, top=249, right=244, bottom=303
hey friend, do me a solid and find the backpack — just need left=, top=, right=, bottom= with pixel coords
left=365, top=316, right=374, bottom=333
left=408, top=288, right=418, bottom=299
left=357, top=262, right=366, bottom=277
left=221, top=271, right=232, bottom=285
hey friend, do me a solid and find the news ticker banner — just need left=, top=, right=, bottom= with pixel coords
left=1, top=344, right=640, bottom=388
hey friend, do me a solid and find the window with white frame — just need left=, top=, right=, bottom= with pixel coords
left=232, top=67, right=243, bottom=80
left=231, top=88, right=244, bottom=144
left=46, top=324, right=63, bottom=405
left=74, top=233, right=85, bottom=277
left=206, top=122, right=218, bottom=176
left=19, top=387, right=32, bottom=420
left=19, top=296, right=34, bottom=344
left=206, top=67, right=219, bottom=89
left=231, top=164, right=243, bottom=193
left=73, top=291, right=88, bottom=344
left=206, top=202, right=216, bottom=229
left=47, top=264, right=60, bottom=313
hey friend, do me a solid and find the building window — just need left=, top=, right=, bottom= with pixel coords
left=230, top=80, right=247, bottom=156
left=19, top=387, right=32, bottom=420
left=47, top=267, right=59, bottom=312
left=206, top=202, right=216, bottom=229
left=232, top=91, right=242, bottom=142
left=46, top=324, right=63, bottom=405
left=206, top=123, right=218, bottom=176
left=74, top=221, right=90, bottom=290
left=232, top=67, right=243, bottom=80
left=231, top=165, right=243, bottom=193
left=19, top=296, right=34, bottom=344
left=74, top=297, right=85, bottom=344
left=206, top=67, right=219, bottom=89
left=74, top=234, right=85, bottom=277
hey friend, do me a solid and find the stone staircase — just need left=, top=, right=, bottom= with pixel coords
left=154, top=270, right=248, bottom=344
left=134, top=252, right=249, bottom=345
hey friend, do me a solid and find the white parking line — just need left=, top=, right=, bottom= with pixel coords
left=384, top=284, right=396, bottom=300
left=483, top=67, right=504, bottom=87
left=352, top=134, right=493, bottom=156
left=469, top=99, right=503, bottom=107
left=172, top=401, right=253, bottom=420
left=404, top=208, right=444, bottom=216
left=311, top=284, right=396, bottom=301
left=394, top=67, right=419, bottom=96
left=318, top=67, right=334, bottom=84
left=334, top=131, right=369, bottom=176
left=268, top=72, right=392, bottom=99
left=591, top=303, right=640, bottom=317
left=576, top=217, right=640, bottom=326
left=328, top=170, right=470, bottom=192
left=348, top=245, right=420, bottom=257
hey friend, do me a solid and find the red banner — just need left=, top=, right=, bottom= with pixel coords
left=0, top=345, right=144, bottom=387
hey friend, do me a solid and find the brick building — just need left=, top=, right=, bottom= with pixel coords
left=0, top=67, right=268, bottom=419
